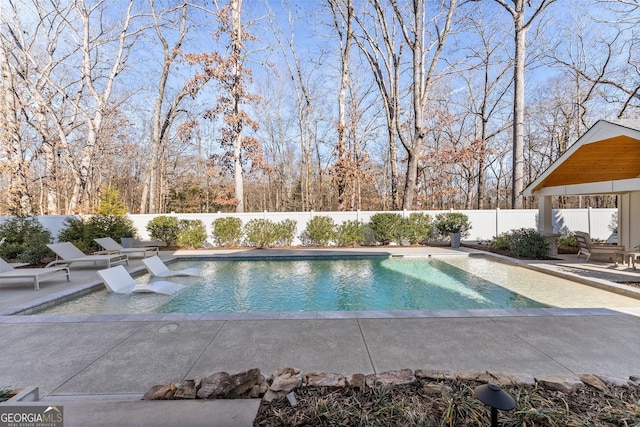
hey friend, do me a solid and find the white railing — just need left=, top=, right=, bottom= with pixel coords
left=0, top=208, right=617, bottom=245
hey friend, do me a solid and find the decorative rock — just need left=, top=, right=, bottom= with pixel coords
left=271, top=367, right=302, bottom=393
left=174, top=379, right=198, bottom=399
left=536, top=375, right=584, bottom=393
left=142, top=385, right=165, bottom=400
left=262, top=389, right=282, bottom=403
left=227, top=368, right=262, bottom=398
left=197, top=369, right=262, bottom=399
left=414, top=369, right=456, bottom=381
left=365, top=369, right=415, bottom=387
left=423, top=383, right=453, bottom=395
left=456, top=371, right=492, bottom=383
left=347, top=373, right=366, bottom=390
left=142, top=383, right=176, bottom=400
left=595, top=375, right=630, bottom=388
left=249, top=382, right=269, bottom=398
left=197, top=372, right=230, bottom=399
left=490, top=372, right=536, bottom=386
left=579, top=374, right=608, bottom=392
left=306, top=372, right=346, bottom=389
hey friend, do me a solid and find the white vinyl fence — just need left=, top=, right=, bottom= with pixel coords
left=0, top=208, right=617, bottom=245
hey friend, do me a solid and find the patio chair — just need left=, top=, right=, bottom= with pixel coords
left=574, top=231, right=624, bottom=262
left=94, top=237, right=159, bottom=258
left=142, top=255, right=201, bottom=277
left=46, top=242, right=128, bottom=268
left=97, top=265, right=185, bottom=295
left=0, top=257, right=70, bottom=291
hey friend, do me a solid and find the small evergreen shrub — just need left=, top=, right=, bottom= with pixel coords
left=176, top=219, right=207, bottom=248
left=0, top=216, right=52, bottom=264
left=433, top=212, right=471, bottom=238
left=57, top=217, right=93, bottom=252
left=275, top=219, right=297, bottom=246
left=302, top=216, right=336, bottom=246
left=89, top=214, right=137, bottom=240
left=336, top=220, right=366, bottom=247
left=506, top=228, right=550, bottom=259
left=488, top=234, right=510, bottom=251
left=407, top=213, right=432, bottom=245
left=96, top=187, right=128, bottom=216
left=146, top=216, right=180, bottom=246
left=57, top=214, right=138, bottom=253
left=558, top=232, right=577, bottom=248
left=368, top=213, right=404, bottom=245
left=212, top=217, right=243, bottom=247
left=244, top=219, right=278, bottom=248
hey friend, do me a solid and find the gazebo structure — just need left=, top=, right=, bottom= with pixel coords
left=524, top=119, right=640, bottom=253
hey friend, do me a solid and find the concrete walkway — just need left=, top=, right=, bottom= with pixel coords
left=1, top=247, right=640, bottom=426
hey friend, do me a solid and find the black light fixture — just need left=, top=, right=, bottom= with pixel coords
left=474, top=383, right=515, bottom=427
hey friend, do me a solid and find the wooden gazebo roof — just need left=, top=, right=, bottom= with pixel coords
left=524, top=119, right=640, bottom=196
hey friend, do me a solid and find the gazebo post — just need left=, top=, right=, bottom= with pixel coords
left=538, top=195, right=558, bottom=255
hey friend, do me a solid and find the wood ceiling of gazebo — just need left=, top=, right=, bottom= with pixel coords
left=531, top=135, right=640, bottom=192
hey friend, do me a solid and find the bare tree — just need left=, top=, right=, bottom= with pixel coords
left=390, top=0, right=458, bottom=210
left=266, top=1, right=323, bottom=211
left=456, top=14, right=512, bottom=209
left=352, top=0, right=403, bottom=209
left=490, top=0, right=557, bottom=208
left=327, top=0, right=354, bottom=211
left=0, top=41, right=32, bottom=215
left=3, top=0, right=145, bottom=213
left=140, top=0, right=197, bottom=214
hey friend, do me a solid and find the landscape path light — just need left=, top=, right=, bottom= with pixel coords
left=473, top=383, right=515, bottom=427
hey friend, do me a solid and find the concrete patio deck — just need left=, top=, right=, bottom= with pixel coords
left=1, top=247, right=639, bottom=426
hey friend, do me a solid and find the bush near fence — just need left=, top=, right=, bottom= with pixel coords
left=0, top=208, right=618, bottom=247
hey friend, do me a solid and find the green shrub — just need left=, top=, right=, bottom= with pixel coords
left=57, top=217, right=93, bottom=252
left=488, top=234, right=510, bottom=251
left=302, top=216, right=336, bottom=246
left=96, top=187, right=127, bottom=216
left=368, top=213, right=404, bottom=245
left=0, top=216, right=52, bottom=264
left=244, top=219, right=278, bottom=248
left=58, top=214, right=137, bottom=252
left=433, top=212, right=471, bottom=238
left=505, top=228, right=550, bottom=259
left=336, top=220, right=366, bottom=247
left=558, top=232, right=577, bottom=247
left=176, top=219, right=207, bottom=248
left=212, top=217, right=243, bottom=247
left=275, top=219, right=297, bottom=246
left=146, top=216, right=180, bottom=246
left=89, top=214, right=137, bottom=240
left=407, top=213, right=432, bottom=245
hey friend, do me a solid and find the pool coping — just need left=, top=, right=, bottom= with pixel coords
left=1, top=250, right=639, bottom=320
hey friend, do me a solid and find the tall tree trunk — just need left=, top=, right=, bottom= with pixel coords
left=231, top=0, right=245, bottom=212
left=493, top=0, right=557, bottom=208
left=511, top=8, right=526, bottom=209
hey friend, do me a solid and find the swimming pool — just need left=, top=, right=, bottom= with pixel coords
left=36, top=256, right=552, bottom=315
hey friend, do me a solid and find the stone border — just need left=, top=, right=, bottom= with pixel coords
left=142, top=367, right=640, bottom=402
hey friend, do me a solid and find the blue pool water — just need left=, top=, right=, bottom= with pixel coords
left=36, top=256, right=549, bottom=314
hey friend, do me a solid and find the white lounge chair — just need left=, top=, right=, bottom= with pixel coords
left=142, top=255, right=201, bottom=277
left=97, top=265, right=185, bottom=295
left=0, top=257, right=70, bottom=291
left=94, top=237, right=159, bottom=258
left=46, top=242, right=128, bottom=268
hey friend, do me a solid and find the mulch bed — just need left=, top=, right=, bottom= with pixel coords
left=254, top=378, right=640, bottom=426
